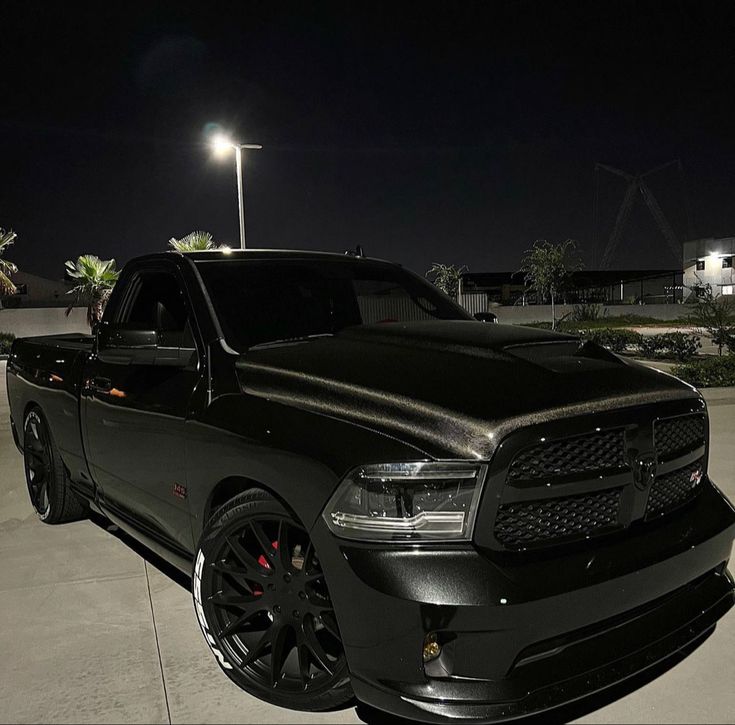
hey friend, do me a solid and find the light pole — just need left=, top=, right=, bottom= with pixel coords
left=211, top=135, right=262, bottom=249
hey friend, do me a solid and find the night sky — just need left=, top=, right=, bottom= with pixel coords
left=3, top=1, right=735, bottom=280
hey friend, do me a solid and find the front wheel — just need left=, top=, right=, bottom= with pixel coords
left=193, top=490, right=352, bottom=711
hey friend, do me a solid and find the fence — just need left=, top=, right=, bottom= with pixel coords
left=457, top=292, right=489, bottom=316
left=0, top=307, right=89, bottom=339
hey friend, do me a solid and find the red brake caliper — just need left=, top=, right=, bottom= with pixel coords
left=253, top=541, right=278, bottom=596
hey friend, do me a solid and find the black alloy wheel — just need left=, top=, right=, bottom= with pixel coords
left=195, top=490, right=352, bottom=711
left=23, top=410, right=52, bottom=519
left=22, top=407, right=87, bottom=524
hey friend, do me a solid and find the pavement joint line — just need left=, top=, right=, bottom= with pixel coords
left=0, top=570, right=145, bottom=593
left=145, top=560, right=173, bottom=725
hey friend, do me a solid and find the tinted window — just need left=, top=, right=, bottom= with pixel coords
left=195, top=259, right=469, bottom=352
left=118, top=270, right=194, bottom=347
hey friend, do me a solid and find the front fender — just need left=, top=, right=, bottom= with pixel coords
left=185, top=392, right=431, bottom=541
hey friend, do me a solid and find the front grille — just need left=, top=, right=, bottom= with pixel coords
left=654, top=414, right=705, bottom=461
left=490, top=405, right=708, bottom=551
left=494, top=488, right=623, bottom=549
left=646, top=458, right=705, bottom=519
left=507, top=429, right=627, bottom=482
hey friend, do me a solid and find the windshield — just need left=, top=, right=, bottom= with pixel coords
left=194, top=258, right=471, bottom=352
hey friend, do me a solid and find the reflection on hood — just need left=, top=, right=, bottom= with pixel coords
left=236, top=321, right=698, bottom=459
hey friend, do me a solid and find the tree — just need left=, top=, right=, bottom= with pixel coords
left=688, top=286, right=735, bottom=355
left=168, top=230, right=217, bottom=252
left=65, top=255, right=120, bottom=329
left=426, top=263, right=468, bottom=299
left=519, top=239, right=581, bottom=330
left=0, top=228, right=19, bottom=297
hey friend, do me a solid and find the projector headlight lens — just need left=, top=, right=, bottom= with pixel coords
left=322, top=462, right=486, bottom=542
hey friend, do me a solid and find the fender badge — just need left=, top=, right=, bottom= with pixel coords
left=173, top=483, right=188, bottom=500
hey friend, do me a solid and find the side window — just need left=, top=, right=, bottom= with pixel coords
left=118, top=270, right=195, bottom=348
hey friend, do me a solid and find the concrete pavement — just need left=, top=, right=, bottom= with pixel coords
left=0, top=361, right=733, bottom=724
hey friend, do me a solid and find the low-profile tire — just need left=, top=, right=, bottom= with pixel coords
left=193, top=489, right=353, bottom=711
left=23, top=407, right=87, bottom=524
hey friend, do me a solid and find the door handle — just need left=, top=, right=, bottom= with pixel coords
left=90, top=376, right=112, bottom=393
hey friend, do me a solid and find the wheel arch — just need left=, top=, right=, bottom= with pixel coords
left=203, top=475, right=295, bottom=529
left=12, top=400, right=41, bottom=451
left=23, top=399, right=42, bottom=422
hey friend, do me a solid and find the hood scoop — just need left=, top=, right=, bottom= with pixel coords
left=504, top=339, right=622, bottom=373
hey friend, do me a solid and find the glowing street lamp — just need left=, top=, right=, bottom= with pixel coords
left=210, top=134, right=262, bottom=249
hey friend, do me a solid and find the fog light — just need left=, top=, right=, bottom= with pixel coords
left=423, top=633, right=442, bottom=662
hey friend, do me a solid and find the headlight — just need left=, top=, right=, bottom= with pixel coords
left=322, top=462, right=486, bottom=542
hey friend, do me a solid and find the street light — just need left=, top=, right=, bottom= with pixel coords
left=210, top=134, right=262, bottom=249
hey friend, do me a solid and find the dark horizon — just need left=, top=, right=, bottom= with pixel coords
left=3, top=1, right=735, bottom=281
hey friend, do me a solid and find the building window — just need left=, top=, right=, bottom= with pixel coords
left=723, top=285, right=734, bottom=296
left=696, top=260, right=705, bottom=271
left=723, top=256, right=733, bottom=269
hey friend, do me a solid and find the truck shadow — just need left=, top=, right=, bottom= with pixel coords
left=89, top=511, right=193, bottom=592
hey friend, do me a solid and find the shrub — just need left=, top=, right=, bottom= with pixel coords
left=571, top=302, right=604, bottom=322
left=523, top=321, right=553, bottom=329
left=659, top=332, right=701, bottom=361
left=638, top=332, right=701, bottom=361
left=638, top=335, right=663, bottom=358
left=576, top=327, right=642, bottom=353
left=0, top=331, right=15, bottom=355
left=672, top=356, right=735, bottom=388
left=688, top=289, right=735, bottom=355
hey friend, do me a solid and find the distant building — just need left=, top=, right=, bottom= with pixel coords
left=682, top=237, right=734, bottom=298
left=0, top=271, right=73, bottom=308
left=461, top=269, right=683, bottom=310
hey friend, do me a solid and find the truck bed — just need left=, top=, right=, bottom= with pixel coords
left=12, top=332, right=94, bottom=351
left=6, top=333, right=94, bottom=489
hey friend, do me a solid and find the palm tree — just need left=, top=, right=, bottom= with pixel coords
left=0, top=228, right=19, bottom=296
left=65, top=255, right=120, bottom=328
left=168, top=230, right=216, bottom=252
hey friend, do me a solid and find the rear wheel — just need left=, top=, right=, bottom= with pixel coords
left=23, top=407, right=86, bottom=524
left=194, top=490, right=352, bottom=711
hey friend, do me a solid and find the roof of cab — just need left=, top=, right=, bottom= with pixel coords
left=130, top=249, right=397, bottom=265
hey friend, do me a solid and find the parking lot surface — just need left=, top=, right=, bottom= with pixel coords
left=1, top=361, right=733, bottom=724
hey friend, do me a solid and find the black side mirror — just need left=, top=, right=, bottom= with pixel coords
left=97, top=322, right=195, bottom=367
left=97, top=323, right=157, bottom=365
left=474, top=312, right=498, bottom=323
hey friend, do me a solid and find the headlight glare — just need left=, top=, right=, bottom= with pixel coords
left=323, top=462, right=486, bottom=542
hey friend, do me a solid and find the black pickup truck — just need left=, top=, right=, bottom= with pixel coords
left=7, top=249, right=735, bottom=722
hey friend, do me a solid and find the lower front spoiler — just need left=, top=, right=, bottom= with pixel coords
left=351, top=567, right=734, bottom=724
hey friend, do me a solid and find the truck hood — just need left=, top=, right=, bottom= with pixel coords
left=235, top=321, right=699, bottom=459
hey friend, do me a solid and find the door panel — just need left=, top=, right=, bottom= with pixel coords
left=82, top=266, right=201, bottom=552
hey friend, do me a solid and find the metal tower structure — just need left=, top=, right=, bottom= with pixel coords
left=593, top=160, right=689, bottom=270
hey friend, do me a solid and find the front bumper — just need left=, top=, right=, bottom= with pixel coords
left=311, top=481, right=735, bottom=723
